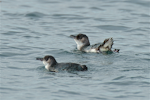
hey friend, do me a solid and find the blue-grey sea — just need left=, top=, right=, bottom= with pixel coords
left=0, top=0, right=150, bottom=100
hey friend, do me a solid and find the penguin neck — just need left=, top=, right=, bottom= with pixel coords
left=44, top=61, right=58, bottom=71
left=77, top=42, right=90, bottom=50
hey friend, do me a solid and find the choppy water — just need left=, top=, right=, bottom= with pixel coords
left=0, top=0, right=150, bottom=100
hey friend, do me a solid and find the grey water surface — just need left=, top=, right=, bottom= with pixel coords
left=0, top=0, right=150, bottom=100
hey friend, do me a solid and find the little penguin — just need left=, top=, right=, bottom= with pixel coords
left=36, top=55, right=88, bottom=72
left=70, top=33, right=119, bottom=53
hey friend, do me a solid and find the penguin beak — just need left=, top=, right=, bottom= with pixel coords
left=70, top=35, right=76, bottom=39
left=36, top=58, right=43, bottom=61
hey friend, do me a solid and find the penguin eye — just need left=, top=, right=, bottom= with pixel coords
left=77, top=35, right=80, bottom=39
left=46, top=57, right=49, bottom=61
left=77, top=35, right=82, bottom=39
left=44, top=56, right=50, bottom=61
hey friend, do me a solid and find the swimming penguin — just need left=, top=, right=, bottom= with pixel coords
left=36, top=55, right=87, bottom=72
left=70, top=33, right=119, bottom=53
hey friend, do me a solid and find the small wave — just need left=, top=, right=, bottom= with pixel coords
left=1, top=31, right=22, bottom=35
left=0, top=52, right=32, bottom=57
left=3, top=12, right=24, bottom=17
left=103, top=81, right=149, bottom=86
left=94, top=18, right=114, bottom=22
left=58, top=90, right=81, bottom=95
left=139, top=22, right=150, bottom=25
left=69, top=6, right=85, bottom=9
left=90, top=7, right=104, bottom=11
left=126, top=28, right=147, bottom=32
left=25, top=12, right=46, bottom=18
left=130, top=76, right=150, bottom=80
left=7, top=66, right=23, bottom=70
left=0, top=87, right=25, bottom=92
left=125, top=0, right=150, bottom=7
left=119, top=8, right=133, bottom=12
left=113, top=76, right=126, bottom=80
left=37, top=0, right=60, bottom=4
left=94, top=25, right=130, bottom=30
left=140, top=14, right=150, bottom=18
left=51, top=14, right=90, bottom=20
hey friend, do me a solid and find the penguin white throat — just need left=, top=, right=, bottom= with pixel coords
left=74, top=39, right=90, bottom=50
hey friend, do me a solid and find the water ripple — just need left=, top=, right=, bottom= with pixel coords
left=94, top=25, right=130, bottom=30
left=125, top=0, right=150, bottom=7
left=0, top=87, right=25, bottom=92
left=90, top=7, right=104, bottom=11
left=69, top=6, right=85, bottom=9
left=103, top=81, right=150, bottom=86
left=25, top=12, right=46, bottom=18
left=113, top=76, right=126, bottom=80
left=52, top=14, right=90, bottom=20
